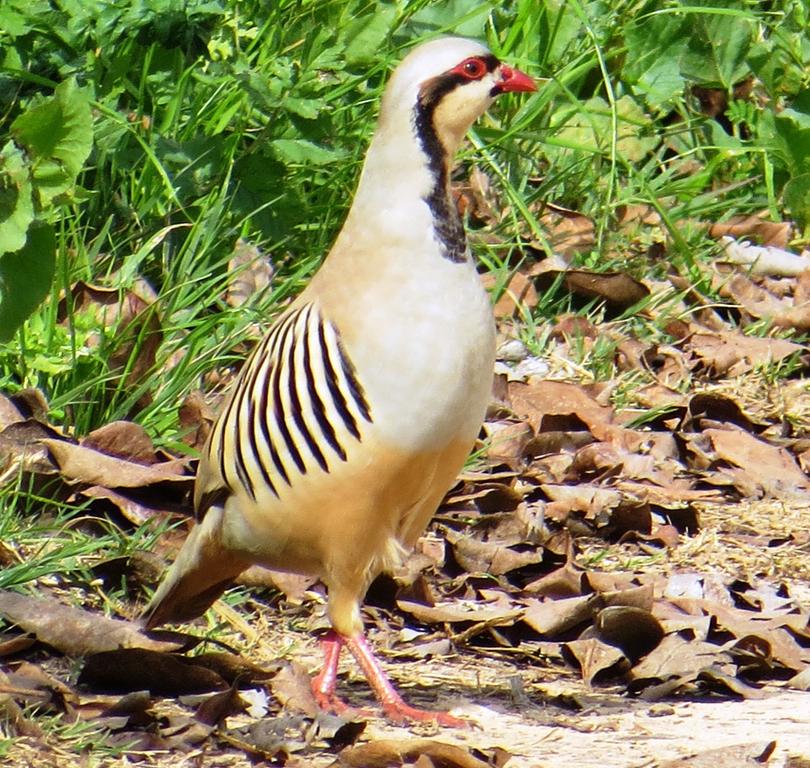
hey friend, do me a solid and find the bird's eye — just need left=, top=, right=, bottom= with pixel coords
left=459, top=57, right=487, bottom=80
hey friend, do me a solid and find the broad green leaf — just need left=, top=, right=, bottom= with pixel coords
left=10, top=78, right=93, bottom=207
left=0, top=141, right=34, bottom=254
left=342, top=6, right=397, bottom=65
left=623, top=15, right=688, bottom=106
left=0, top=222, right=56, bottom=343
left=783, top=173, right=810, bottom=228
left=271, top=139, right=345, bottom=166
left=679, top=8, right=753, bottom=89
left=548, top=96, right=655, bottom=163
left=0, top=7, right=27, bottom=37
left=766, top=92, right=810, bottom=176
left=405, top=0, right=490, bottom=39
left=282, top=96, right=322, bottom=120
left=537, top=0, right=588, bottom=68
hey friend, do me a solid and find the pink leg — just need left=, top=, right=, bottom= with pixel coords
left=310, top=630, right=352, bottom=714
left=345, top=632, right=466, bottom=727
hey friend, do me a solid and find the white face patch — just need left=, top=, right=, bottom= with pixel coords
left=430, top=75, right=498, bottom=153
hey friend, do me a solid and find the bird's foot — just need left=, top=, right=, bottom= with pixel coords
left=380, top=696, right=468, bottom=728
left=310, top=681, right=353, bottom=716
left=345, top=632, right=467, bottom=727
left=311, top=630, right=373, bottom=719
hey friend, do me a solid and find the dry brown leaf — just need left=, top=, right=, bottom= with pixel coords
left=0, top=394, right=26, bottom=430
left=652, top=601, right=713, bottom=640
left=593, top=605, right=664, bottom=661
left=397, top=595, right=522, bottom=626
left=78, top=485, right=180, bottom=525
left=509, top=380, right=618, bottom=442
left=615, top=203, right=662, bottom=230
left=522, top=595, right=597, bottom=636
left=482, top=420, right=532, bottom=464
left=549, top=313, right=598, bottom=340
left=0, top=590, right=183, bottom=655
left=656, top=741, right=778, bottom=767
left=710, top=214, right=793, bottom=249
left=332, top=738, right=496, bottom=768
left=445, top=530, right=543, bottom=575
left=562, top=637, right=627, bottom=685
left=540, top=484, right=623, bottom=518
left=81, top=420, right=157, bottom=464
left=564, top=269, right=650, bottom=308
left=60, top=281, right=163, bottom=410
left=4, top=661, right=76, bottom=714
left=687, top=331, right=803, bottom=377
left=178, top=390, right=215, bottom=451
left=491, top=271, right=538, bottom=319
left=42, top=438, right=190, bottom=488
left=227, top=239, right=274, bottom=309
left=523, top=559, right=585, bottom=597
left=239, top=566, right=318, bottom=604
left=721, top=273, right=810, bottom=330
left=5, top=388, right=50, bottom=422
left=629, top=634, right=732, bottom=686
left=79, top=649, right=229, bottom=695
left=195, top=686, right=246, bottom=727
left=684, top=392, right=763, bottom=433
left=538, top=203, right=595, bottom=258
left=532, top=262, right=649, bottom=311
left=0, top=669, right=42, bottom=737
left=0, top=419, right=62, bottom=479
left=703, top=427, right=810, bottom=498
left=269, top=662, right=320, bottom=717
left=453, top=167, right=498, bottom=225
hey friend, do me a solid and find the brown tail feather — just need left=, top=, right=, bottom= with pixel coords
left=142, top=509, right=249, bottom=630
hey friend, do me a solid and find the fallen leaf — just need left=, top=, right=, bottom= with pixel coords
left=537, top=204, right=595, bottom=258
left=687, top=331, right=803, bottom=377
left=710, top=213, right=792, bottom=249
left=593, top=605, right=664, bottom=661
left=721, top=272, right=810, bottom=330
left=81, top=420, right=157, bottom=464
left=227, top=239, right=274, bottom=308
left=0, top=590, right=183, bottom=655
left=331, top=739, right=495, bottom=768
left=656, top=740, right=778, bottom=767
left=522, top=595, right=598, bottom=636
left=509, top=380, right=618, bottom=441
left=486, top=271, right=538, bottom=319
left=42, top=438, right=190, bottom=488
left=79, top=649, right=229, bottom=695
left=562, top=637, right=627, bottom=685
left=195, top=685, right=246, bottom=726
left=629, top=634, right=734, bottom=689
left=178, top=390, right=215, bottom=450
left=397, top=596, right=522, bottom=627
left=703, top=427, right=810, bottom=498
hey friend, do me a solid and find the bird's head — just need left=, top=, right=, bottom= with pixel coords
left=379, top=37, right=536, bottom=158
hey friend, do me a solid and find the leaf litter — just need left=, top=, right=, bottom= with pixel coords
left=0, top=185, right=809, bottom=766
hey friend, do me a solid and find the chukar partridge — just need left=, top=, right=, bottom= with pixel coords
left=144, top=37, right=535, bottom=725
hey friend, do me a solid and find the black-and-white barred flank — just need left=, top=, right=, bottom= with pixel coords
left=206, top=304, right=372, bottom=503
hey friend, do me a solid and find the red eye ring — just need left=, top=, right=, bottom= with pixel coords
left=458, top=57, right=487, bottom=80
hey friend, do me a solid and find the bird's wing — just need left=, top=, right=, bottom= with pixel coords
left=195, top=301, right=373, bottom=518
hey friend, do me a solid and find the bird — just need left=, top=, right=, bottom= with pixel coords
left=143, top=36, right=535, bottom=726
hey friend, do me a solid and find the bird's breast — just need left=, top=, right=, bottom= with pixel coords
left=315, top=248, right=496, bottom=453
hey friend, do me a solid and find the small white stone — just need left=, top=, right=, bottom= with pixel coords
left=240, top=688, right=269, bottom=718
